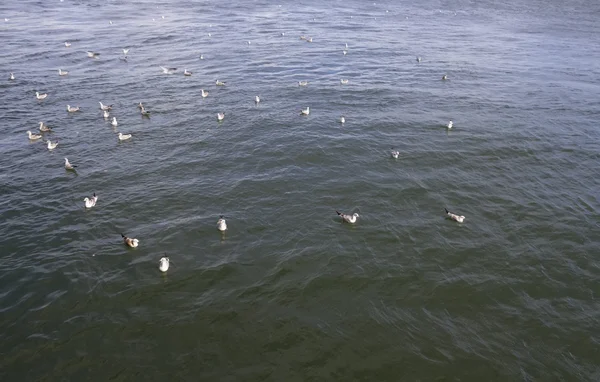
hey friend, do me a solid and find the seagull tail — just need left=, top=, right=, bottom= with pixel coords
left=336, top=211, right=342, bottom=216
left=444, top=208, right=449, bottom=214
left=121, top=233, right=126, bottom=238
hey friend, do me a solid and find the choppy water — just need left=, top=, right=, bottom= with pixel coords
left=1, top=0, right=599, bottom=380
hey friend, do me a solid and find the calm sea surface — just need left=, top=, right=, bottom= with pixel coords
left=1, top=0, right=599, bottom=380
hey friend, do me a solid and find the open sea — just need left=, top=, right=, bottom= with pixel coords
left=1, top=0, right=599, bottom=380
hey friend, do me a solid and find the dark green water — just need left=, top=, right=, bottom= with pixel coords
left=1, top=0, right=599, bottom=380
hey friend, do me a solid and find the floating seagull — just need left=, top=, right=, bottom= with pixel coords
left=445, top=208, right=465, bottom=223
left=301, top=106, right=310, bottom=115
left=122, top=48, right=129, bottom=56
left=200, top=54, right=204, bottom=60
left=217, top=215, right=227, bottom=231
left=442, top=74, right=448, bottom=80
left=86, top=51, right=100, bottom=58
left=340, top=116, right=345, bottom=124
left=103, top=110, right=110, bottom=119
left=64, top=157, right=77, bottom=170
left=215, top=79, right=226, bottom=86
left=27, top=131, right=42, bottom=140
left=390, top=148, right=399, bottom=159
left=118, top=132, right=132, bottom=141
left=184, top=69, right=192, bottom=76
left=298, top=80, right=308, bottom=86
left=340, top=79, right=349, bottom=85
left=345, top=43, right=349, bottom=49
left=255, top=95, right=260, bottom=103
left=9, top=72, right=15, bottom=80
left=140, top=106, right=150, bottom=116
left=300, top=35, right=307, bottom=40
left=247, top=41, right=251, bottom=45
left=208, top=33, right=211, bottom=37
left=336, top=210, right=359, bottom=224
left=64, top=42, right=71, bottom=47
left=281, top=32, right=285, bottom=36
left=416, top=56, right=422, bottom=62
left=47, top=140, right=58, bottom=150
left=159, top=256, right=169, bottom=272
left=36, top=92, right=48, bottom=100
left=39, top=122, right=51, bottom=132
left=343, top=50, right=347, bottom=55
left=160, top=66, right=177, bottom=74
left=67, top=105, right=80, bottom=112
left=306, top=37, right=313, bottom=42
left=201, top=89, right=209, bottom=98
left=99, top=102, right=112, bottom=111
left=447, top=120, right=453, bottom=129
left=58, top=69, right=69, bottom=76
left=121, top=233, right=139, bottom=248
left=111, top=117, right=118, bottom=127
left=84, top=193, right=97, bottom=208
left=217, top=112, right=225, bottom=121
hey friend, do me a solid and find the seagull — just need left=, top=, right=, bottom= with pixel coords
left=84, top=193, right=97, bottom=208
left=306, top=37, right=313, bottom=42
left=47, top=140, right=58, bottom=150
left=184, top=69, right=192, bottom=76
left=255, top=95, right=260, bottom=103
left=447, top=120, right=453, bottom=129
left=340, top=116, right=345, bottom=124
left=58, top=69, right=69, bottom=76
left=217, top=215, right=227, bottom=231
left=99, top=102, right=112, bottom=111
left=345, top=43, right=348, bottom=49
left=111, top=117, right=118, bottom=127
left=9, top=72, right=15, bottom=80
left=442, top=74, right=448, bottom=80
left=298, top=80, right=308, bottom=86
left=390, top=148, right=399, bottom=159
left=67, top=105, right=80, bottom=112
left=122, top=48, right=129, bottom=56
left=343, top=50, right=347, bottom=55
left=200, top=54, right=204, bottom=60
left=215, top=80, right=226, bottom=86
left=445, top=208, right=465, bottom=223
left=64, top=42, right=71, bottom=47
left=281, top=32, right=285, bottom=36
left=336, top=210, right=359, bottom=224
left=301, top=106, right=310, bottom=115
left=140, top=106, right=150, bottom=116
left=86, top=51, right=100, bottom=58
left=247, top=41, right=251, bottom=45
left=160, top=66, right=177, bottom=74
left=340, top=79, right=349, bottom=85
left=103, top=110, right=110, bottom=119
left=27, top=131, right=42, bottom=140
left=416, top=56, right=422, bottom=62
left=36, top=92, right=48, bottom=100
left=208, top=33, right=212, bottom=37
left=300, top=35, right=307, bottom=40
left=64, top=157, right=77, bottom=170
left=118, top=132, right=132, bottom=141
left=217, top=112, right=225, bottom=121
left=201, top=89, right=209, bottom=98
left=121, top=233, right=139, bottom=248
left=39, top=122, right=51, bottom=132
left=159, top=256, right=170, bottom=272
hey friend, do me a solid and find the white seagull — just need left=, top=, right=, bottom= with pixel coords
left=217, top=215, right=227, bottom=231
left=58, top=69, right=69, bottom=76
left=201, top=89, right=209, bottom=98
left=217, top=112, right=225, bottom=121
left=345, top=43, right=348, bottom=49
left=86, top=51, right=100, bottom=58
left=64, top=157, right=77, bottom=170
left=343, top=50, right=347, bottom=55
left=118, top=132, right=132, bottom=141
left=301, top=106, right=310, bottom=115
left=99, top=102, right=112, bottom=111
left=390, top=148, right=399, bottom=159
left=84, top=193, right=98, bottom=208
left=255, top=95, right=260, bottom=103
left=298, top=80, right=308, bottom=86
left=39, top=122, right=51, bottom=132
left=442, top=74, right=448, bottom=80
left=103, top=110, right=110, bottom=119
left=9, top=72, right=15, bottom=80
left=121, top=233, right=139, bottom=248
left=340, top=116, right=345, bottom=124
left=446, top=120, right=453, bottom=129
left=67, top=105, right=80, bottom=112
left=336, top=210, right=359, bottom=224
left=27, top=131, right=42, bottom=140
left=36, top=92, right=48, bottom=100
left=340, top=79, right=349, bottom=85
left=416, top=56, right=422, bottom=62
left=64, top=42, right=71, bottom=47
left=184, top=69, right=192, bottom=76
left=122, top=48, right=129, bottom=56
left=111, top=117, right=118, bottom=127
left=216, top=80, right=226, bottom=86
left=47, top=140, right=58, bottom=150
left=159, top=256, right=170, bottom=272
left=160, top=66, right=177, bottom=74
left=445, top=208, right=465, bottom=223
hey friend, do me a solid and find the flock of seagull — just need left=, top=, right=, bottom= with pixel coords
left=7, top=12, right=464, bottom=275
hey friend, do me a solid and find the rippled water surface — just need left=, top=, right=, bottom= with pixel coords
left=1, top=0, right=599, bottom=380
